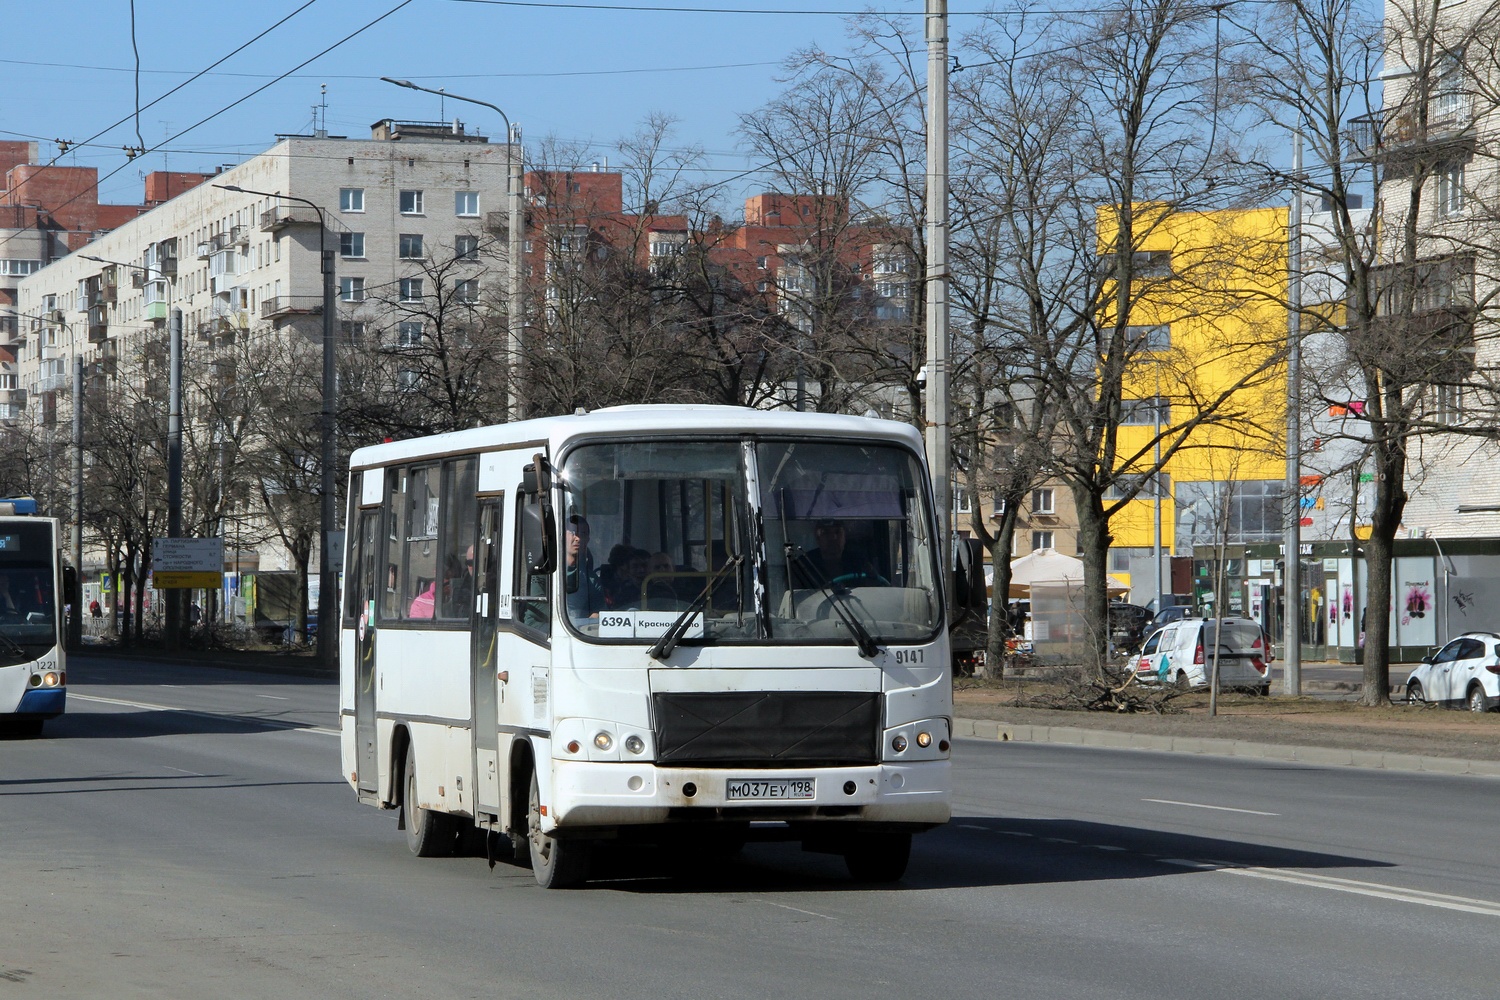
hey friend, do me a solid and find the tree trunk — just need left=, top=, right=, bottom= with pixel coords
left=1072, top=486, right=1113, bottom=675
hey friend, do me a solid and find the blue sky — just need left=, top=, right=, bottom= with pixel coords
left=1, top=0, right=918, bottom=213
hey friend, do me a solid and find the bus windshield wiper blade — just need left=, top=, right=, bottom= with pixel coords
left=0, top=629, right=27, bottom=658
left=648, top=555, right=742, bottom=661
left=786, top=544, right=881, bottom=658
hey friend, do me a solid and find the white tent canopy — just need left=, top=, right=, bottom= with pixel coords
left=986, top=548, right=1129, bottom=599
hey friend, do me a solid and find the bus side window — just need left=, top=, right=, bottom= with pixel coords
left=513, top=492, right=551, bottom=637
left=381, top=468, right=404, bottom=621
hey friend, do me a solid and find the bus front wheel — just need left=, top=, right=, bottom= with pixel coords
left=403, top=747, right=458, bottom=857
left=843, top=830, right=911, bottom=883
left=526, top=771, right=591, bottom=889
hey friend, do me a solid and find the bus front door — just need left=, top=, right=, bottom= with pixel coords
left=471, top=497, right=505, bottom=821
left=353, top=508, right=380, bottom=798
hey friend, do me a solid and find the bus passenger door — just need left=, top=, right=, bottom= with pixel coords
left=353, top=508, right=381, bottom=797
left=471, top=497, right=505, bottom=819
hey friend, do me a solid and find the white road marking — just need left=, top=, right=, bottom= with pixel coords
left=1163, top=859, right=1500, bottom=918
left=161, top=765, right=208, bottom=777
left=1143, top=798, right=1279, bottom=816
left=256, top=694, right=290, bottom=701
left=70, top=693, right=338, bottom=736
left=957, top=823, right=989, bottom=830
left=757, top=899, right=836, bottom=920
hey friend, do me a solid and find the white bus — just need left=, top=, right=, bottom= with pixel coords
left=0, top=498, right=70, bottom=738
left=339, top=405, right=954, bottom=887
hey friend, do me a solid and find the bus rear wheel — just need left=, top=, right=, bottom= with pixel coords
left=843, top=830, right=911, bottom=883
left=403, top=747, right=458, bottom=857
left=526, top=771, right=591, bottom=889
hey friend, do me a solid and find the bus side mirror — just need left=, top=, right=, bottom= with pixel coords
left=522, top=503, right=556, bottom=575
left=952, top=538, right=985, bottom=614
left=63, top=566, right=80, bottom=607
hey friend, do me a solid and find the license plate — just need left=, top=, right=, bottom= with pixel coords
left=725, top=778, right=815, bottom=800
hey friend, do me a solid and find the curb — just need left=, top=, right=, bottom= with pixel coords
left=953, top=717, right=1500, bottom=778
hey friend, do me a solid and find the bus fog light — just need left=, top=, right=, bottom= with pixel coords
left=891, top=735, right=908, bottom=753
left=916, top=731, right=932, bottom=748
left=623, top=735, right=644, bottom=755
left=627, top=775, right=644, bottom=791
left=28, top=674, right=41, bottom=687
left=566, top=740, right=581, bottom=754
left=593, top=732, right=613, bottom=751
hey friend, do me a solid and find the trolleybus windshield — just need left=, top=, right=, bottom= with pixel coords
left=0, top=521, right=58, bottom=664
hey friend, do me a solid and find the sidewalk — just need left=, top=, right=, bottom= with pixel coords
left=953, top=715, right=1500, bottom=778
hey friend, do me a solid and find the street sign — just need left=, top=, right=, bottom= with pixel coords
left=153, top=537, right=224, bottom=589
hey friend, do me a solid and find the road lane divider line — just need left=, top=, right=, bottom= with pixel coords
left=757, top=899, right=837, bottom=920
left=70, top=693, right=339, bottom=736
left=256, top=694, right=290, bottom=701
left=1143, top=798, right=1279, bottom=816
left=1161, top=859, right=1500, bottom=917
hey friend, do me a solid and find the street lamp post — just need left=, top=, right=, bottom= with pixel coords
left=382, top=77, right=525, bottom=421
left=213, top=185, right=337, bottom=669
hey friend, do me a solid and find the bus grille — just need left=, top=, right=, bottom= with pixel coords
left=652, top=691, right=880, bottom=767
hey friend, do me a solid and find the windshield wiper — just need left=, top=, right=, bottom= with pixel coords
left=648, top=555, right=743, bottom=661
left=786, top=544, right=881, bottom=658
left=0, top=629, right=27, bottom=658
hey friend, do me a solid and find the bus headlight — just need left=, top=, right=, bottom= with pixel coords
left=623, top=735, right=644, bottom=755
left=43, top=672, right=60, bottom=687
left=916, top=731, right=932, bottom=748
left=891, top=734, right=908, bottom=753
left=593, top=731, right=614, bottom=752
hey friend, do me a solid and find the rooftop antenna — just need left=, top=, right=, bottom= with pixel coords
left=317, top=83, right=328, bottom=138
left=440, top=88, right=445, bottom=122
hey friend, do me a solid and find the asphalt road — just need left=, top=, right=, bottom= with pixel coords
left=3, top=654, right=1496, bottom=999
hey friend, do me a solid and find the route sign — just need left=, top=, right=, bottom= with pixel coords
left=152, top=537, right=224, bottom=589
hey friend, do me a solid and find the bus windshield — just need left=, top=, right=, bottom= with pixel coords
left=0, top=522, right=58, bottom=663
left=557, top=437, right=940, bottom=645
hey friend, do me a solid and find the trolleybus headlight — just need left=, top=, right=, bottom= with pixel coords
left=44, top=672, right=60, bottom=687
left=623, top=735, right=644, bottom=755
left=891, top=734, right=908, bottom=753
left=593, top=731, right=614, bottom=751
left=916, top=731, right=932, bottom=748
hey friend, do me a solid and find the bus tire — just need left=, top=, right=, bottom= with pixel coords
left=527, top=770, right=590, bottom=889
left=843, top=830, right=911, bottom=883
left=403, top=747, right=457, bottom=858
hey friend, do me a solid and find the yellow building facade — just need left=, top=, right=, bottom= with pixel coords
left=1101, top=204, right=1289, bottom=602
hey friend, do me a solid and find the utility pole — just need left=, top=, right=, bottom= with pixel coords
left=1284, top=133, right=1303, bottom=695
left=69, top=355, right=83, bottom=652
left=166, top=307, right=183, bottom=651
left=925, top=0, right=951, bottom=559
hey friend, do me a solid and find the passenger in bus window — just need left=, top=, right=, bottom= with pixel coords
left=603, top=547, right=650, bottom=610
left=564, top=515, right=604, bottom=620
left=408, top=578, right=437, bottom=618
left=440, top=545, right=475, bottom=618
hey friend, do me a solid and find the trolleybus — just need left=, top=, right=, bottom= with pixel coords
left=340, top=406, right=955, bottom=887
left=0, top=498, right=70, bottom=737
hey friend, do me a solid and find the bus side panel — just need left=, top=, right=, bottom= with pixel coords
left=402, top=718, right=477, bottom=817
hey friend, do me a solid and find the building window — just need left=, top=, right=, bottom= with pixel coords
left=875, top=280, right=908, bottom=299
left=398, top=321, right=422, bottom=347
left=340, top=188, right=364, bottom=213
left=1174, top=480, right=1283, bottom=547
left=1434, top=382, right=1462, bottom=425
left=1437, top=163, right=1465, bottom=217
left=0, top=259, right=41, bottom=276
left=399, top=190, right=424, bottom=215
left=397, top=368, right=419, bottom=392
left=952, top=484, right=972, bottom=516
left=0, top=374, right=15, bottom=390
left=756, top=256, right=768, bottom=269
left=400, top=278, right=424, bottom=302
left=454, top=279, right=479, bottom=303
left=340, top=232, right=365, bottom=259
left=1126, top=324, right=1171, bottom=351
left=399, top=234, right=424, bottom=259
left=341, top=320, right=366, bottom=344
left=1105, top=471, right=1170, bottom=500
left=1032, top=531, right=1054, bottom=552
left=455, top=235, right=479, bottom=260
left=455, top=191, right=479, bottom=216
left=1031, top=488, right=1055, bottom=515
left=1120, top=397, right=1171, bottom=426
left=757, top=280, right=770, bottom=293
left=340, top=277, right=365, bottom=302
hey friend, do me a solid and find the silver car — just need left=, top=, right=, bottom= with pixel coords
left=1404, top=633, right=1500, bottom=712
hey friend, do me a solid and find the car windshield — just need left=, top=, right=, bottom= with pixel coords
left=556, top=437, right=941, bottom=645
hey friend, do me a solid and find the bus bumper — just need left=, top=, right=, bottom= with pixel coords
left=15, top=688, right=65, bottom=718
left=548, top=759, right=950, bottom=830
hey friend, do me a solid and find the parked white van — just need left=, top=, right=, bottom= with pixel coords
left=1130, top=617, right=1272, bottom=695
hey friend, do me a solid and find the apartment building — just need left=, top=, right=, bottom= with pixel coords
left=11, top=118, right=518, bottom=577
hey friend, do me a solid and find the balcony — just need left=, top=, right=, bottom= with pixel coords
left=261, top=295, right=323, bottom=320
left=0, top=388, right=26, bottom=410
left=145, top=300, right=168, bottom=322
left=37, top=373, right=68, bottom=394
left=88, top=305, right=108, bottom=343
left=260, top=206, right=322, bottom=232
left=0, top=315, right=17, bottom=346
left=1347, top=104, right=1475, bottom=176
